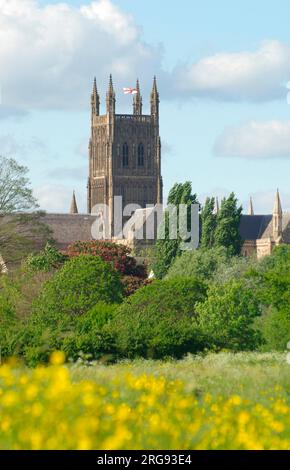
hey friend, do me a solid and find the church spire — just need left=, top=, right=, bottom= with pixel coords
left=106, top=74, right=115, bottom=115
left=272, top=189, right=282, bottom=240
left=70, top=190, right=78, bottom=214
left=91, top=77, right=100, bottom=116
left=150, top=76, right=159, bottom=122
left=213, top=196, right=219, bottom=215
left=133, top=79, right=142, bottom=115
left=248, top=197, right=254, bottom=215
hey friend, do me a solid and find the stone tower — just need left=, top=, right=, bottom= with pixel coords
left=87, top=75, right=163, bottom=236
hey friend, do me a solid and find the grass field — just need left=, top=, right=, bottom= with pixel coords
left=0, top=352, right=290, bottom=450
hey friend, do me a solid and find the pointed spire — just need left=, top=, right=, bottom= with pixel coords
left=248, top=197, right=254, bottom=215
left=273, top=189, right=282, bottom=215
left=150, top=75, right=159, bottom=121
left=213, top=197, right=219, bottom=215
left=91, top=77, right=100, bottom=116
left=152, top=75, right=158, bottom=95
left=273, top=189, right=283, bottom=240
left=106, top=74, right=115, bottom=114
left=133, top=78, right=142, bottom=115
left=70, top=191, right=78, bottom=214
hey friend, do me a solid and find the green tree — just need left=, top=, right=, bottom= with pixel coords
left=153, top=182, right=199, bottom=278
left=0, top=156, right=38, bottom=214
left=109, top=277, right=207, bottom=359
left=34, top=255, right=124, bottom=317
left=166, top=246, right=230, bottom=282
left=197, top=280, right=262, bottom=351
left=200, top=197, right=216, bottom=248
left=0, top=156, right=51, bottom=265
left=214, top=192, right=242, bottom=255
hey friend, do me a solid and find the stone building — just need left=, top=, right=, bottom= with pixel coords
left=87, top=75, right=163, bottom=236
left=240, top=190, right=290, bottom=258
left=13, top=77, right=287, bottom=261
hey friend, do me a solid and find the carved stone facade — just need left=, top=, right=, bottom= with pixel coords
left=240, top=191, right=290, bottom=259
left=87, top=76, right=163, bottom=236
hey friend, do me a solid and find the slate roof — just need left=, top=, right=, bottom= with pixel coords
left=42, top=212, right=290, bottom=249
left=43, top=213, right=95, bottom=250
left=239, top=214, right=290, bottom=242
left=239, top=215, right=272, bottom=241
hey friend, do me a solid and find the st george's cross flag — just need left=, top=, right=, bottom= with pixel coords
left=123, top=87, right=138, bottom=95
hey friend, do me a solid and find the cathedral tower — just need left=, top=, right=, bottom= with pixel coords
left=87, top=76, right=163, bottom=236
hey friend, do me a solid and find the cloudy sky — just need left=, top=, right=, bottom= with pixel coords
left=0, top=0, right=290, bottom=213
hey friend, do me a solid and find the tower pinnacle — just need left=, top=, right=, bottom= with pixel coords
left=91, top=77, right=100, bottom=116
left=106, top=74, right=115, bottom=114
left=150, top=76, right=159, bottom=122
left=272, top=189, right=282, bottom=240
left=70, top=190, right=78, bottom=214
left=133, top=79, right=142, bottom=115
left=248, top=197, right=254, bottom=215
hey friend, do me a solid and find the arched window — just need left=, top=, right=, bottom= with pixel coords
left=138, top=143, right=144, bottom=166
left=122, top=143, right=129, bottom=167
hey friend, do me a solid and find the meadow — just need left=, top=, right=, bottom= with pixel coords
left=1, top=352, right=290, bottom=450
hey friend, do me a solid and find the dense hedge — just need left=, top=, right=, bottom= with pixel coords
left=109, top=277, right=207, bottom=359
left=34, top=254, right=124, bottom=317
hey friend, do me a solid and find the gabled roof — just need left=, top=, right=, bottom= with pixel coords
left=239, top=215, right=272, bottom=241
left=43, top=213, right=95, bottom=249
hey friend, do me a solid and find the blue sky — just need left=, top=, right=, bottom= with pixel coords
left=1, top=0, right=290, bottom=213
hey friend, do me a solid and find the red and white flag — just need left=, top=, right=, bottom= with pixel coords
left=123, top=87, right=138, bottom=95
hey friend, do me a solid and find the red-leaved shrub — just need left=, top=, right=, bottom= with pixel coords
left=65, top=240, right=139, bottom=276
left=121, top=275, right=152, bottom=297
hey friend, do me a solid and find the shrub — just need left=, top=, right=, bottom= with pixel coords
left=62, top=302, right=117, bottom=361
left=66, top=240, right=139, bottom=276
left=121, top=275, right=152, bottom=297
left=20, top=302, right=118, bottom=365
left=252, top=245, right=290, bottom=351
left=24, top=243, right=67, bottom=273
left=196, top=280, right=262, bottom=351
left=166, top=246, right=230, bottom=282
left=109, top=277, right=207, bottom=359
left=34, top=255, right=124, bottom=318
left=259, top=307, right=290, bottom=352
left=0, top=295, right=18, bottom=358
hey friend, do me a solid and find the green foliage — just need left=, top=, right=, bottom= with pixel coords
left=24, top=243, right=67, bottom=273
left=62, top=303, right=117, bottom=361
left=109, top=277, right=207, bottom=359
left=153, top=182, right=199, bottom=279
left=200, top=197, right=216, bottom=248
left=0, top=295, right=18, bottom=359
left=259, top=307, right=290, bottom=352
left=0, top=156, right=38, bottom=214
left=214, top=192, right=242, bottom=255
left=196, top=280, right=262, bottom=351
left=254, top=245, right=290, bottom=351
left=34, top=255, right=124, bottom=318
left=16, top=302, right=118, bottom=366
left=166, top=246, right=230, bottom=281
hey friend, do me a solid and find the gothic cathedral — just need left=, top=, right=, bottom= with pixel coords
left=87, top=75, right=163, bottom=235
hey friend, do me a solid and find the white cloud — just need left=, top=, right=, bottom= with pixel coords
left=214, top=120, right=290, bottom=159
left=0, top=2, right=289, bottom=110
left=0, top=0, right=162, bottom=110
left=173, top=40, right=290, bottom=101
